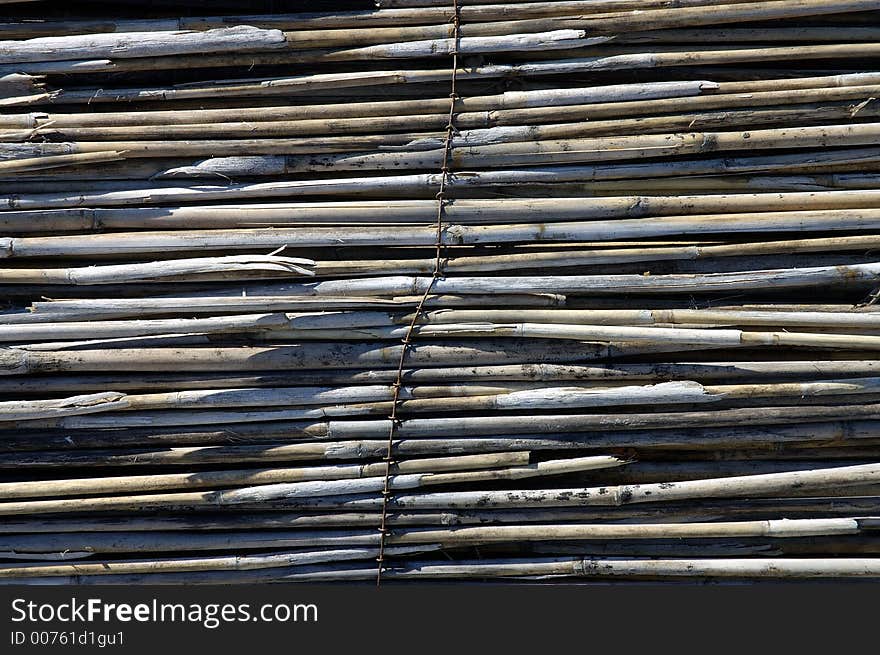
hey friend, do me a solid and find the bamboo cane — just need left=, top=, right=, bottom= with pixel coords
left=0, top=452, right=530, bottom=500
left=0, top=456, right=627, bottom=515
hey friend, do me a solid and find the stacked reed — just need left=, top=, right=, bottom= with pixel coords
left=1, top=0, right=880, bottom=583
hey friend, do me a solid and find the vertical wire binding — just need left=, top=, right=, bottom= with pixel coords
left=375, top=0, right=461, bottom=587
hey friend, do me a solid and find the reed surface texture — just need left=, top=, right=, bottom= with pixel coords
left=1, top=0, right=880, bottom=584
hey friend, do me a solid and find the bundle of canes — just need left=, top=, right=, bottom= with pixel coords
left=0, top=0, right=879, bottom=584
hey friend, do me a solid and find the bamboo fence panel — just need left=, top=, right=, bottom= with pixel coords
left=0, top=0, right=879, bottom=584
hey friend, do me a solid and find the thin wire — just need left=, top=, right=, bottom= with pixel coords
left=375, top=0, right=461, bottom=587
